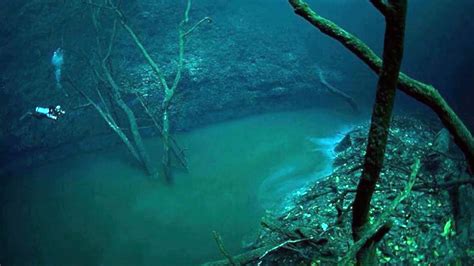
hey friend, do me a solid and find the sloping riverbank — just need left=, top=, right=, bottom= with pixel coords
left=204, top=116, right=473, bottom=265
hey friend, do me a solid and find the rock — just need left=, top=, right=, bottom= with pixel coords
left=334, top=133, right=352, bottom=153
left=456, top=183, right=474, bottom=250
left=237, top=116, right=470, bottom=265
left=433, top=128, right=451, bottom=153
left=424, top=128, right=452, bottom=175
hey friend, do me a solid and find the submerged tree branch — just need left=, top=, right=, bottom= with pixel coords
left=288, top=0, right=474, bottom=172
left=341, top=158, right=420, bottom=265
left=110, top=0, right=209, bottom=182
left=202, top=246, right=270, bottom=266
left=351, top=2, right=408, bottom=263
left=87, top=0, right=154, bottom=176
left=370, top=0, right=391, bottom=15
left=257, top=238, right=310, bottom=265
left=212, top=231, right=236, bottom=266
left=66, top=76, right=142, bottom=163
left=135, top=93, right=189, bottom=170
left=316, top=66, right=359, bottom=112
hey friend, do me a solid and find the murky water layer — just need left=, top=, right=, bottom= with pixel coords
left=0, top=109, right=355, bottom=265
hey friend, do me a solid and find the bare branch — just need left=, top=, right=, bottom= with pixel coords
left=316, top=66, right=359, bottom=112
left=370, top=0, right=390, bottom=15
left=212, top=231, right=236, bottom=266
left=184, top=17, right=212, bottom=37
left=135, top=93, right=189, bottom=170
left=340, top=158, right=421, bottom=265
left=288, top=0, right=474, bottom=171
left=258, top=239, right=310, bottom=262
left=111, top=6, right=170, bottom=92
left=82, top=0, right=113, bottom=10
left=103, top=18, right=118, bottom=63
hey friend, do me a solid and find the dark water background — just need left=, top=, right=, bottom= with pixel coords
left=0, top=0, right=473, bottom=265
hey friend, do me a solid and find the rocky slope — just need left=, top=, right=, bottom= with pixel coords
left=204, top=117, right=473, bottom=265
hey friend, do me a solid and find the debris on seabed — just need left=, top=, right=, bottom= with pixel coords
left=204, top=116, right=472, bottom=266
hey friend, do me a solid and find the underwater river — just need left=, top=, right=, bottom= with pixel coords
left=1, top=109, right=355, bottom=265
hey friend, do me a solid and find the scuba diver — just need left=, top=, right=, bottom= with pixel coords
left=19, top=48, right=68, bottom=122
left=20, top=105, right=66, bottom=121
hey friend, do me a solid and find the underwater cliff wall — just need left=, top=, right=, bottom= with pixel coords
left=0, top=0, right=473, bottom=172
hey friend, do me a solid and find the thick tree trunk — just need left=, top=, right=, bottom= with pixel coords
left=351, top=1, right=407, bottom=264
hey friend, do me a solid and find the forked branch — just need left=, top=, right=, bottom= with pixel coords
left=288, top=0, right=474, bottom=171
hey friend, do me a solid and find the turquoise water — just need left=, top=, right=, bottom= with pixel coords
left=0, top=109, right=355, bottom=265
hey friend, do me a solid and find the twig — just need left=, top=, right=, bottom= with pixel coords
left=340, top=158, right=421, bottom=264
left=257, top=238, right=310, bottom=265
left=316, top=66, right=359, bottom=112
left=135, top=93, right=188, bottom=170
left=413, top=178, right=474, bottom=191
left=19, top=111, right=33, bottom=121
left=212, top=231, right=236, bottom=266
left=72, top=102, right=93, bottom=110
left=201, top=246, right=270, bottom=266
left=65, top=76, right=142, bottom=164
left=184, top=17, right=212, bottom=36
left=82, top=0, right=113, bottom=10
left=261, top=217, right=301, bottom=239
